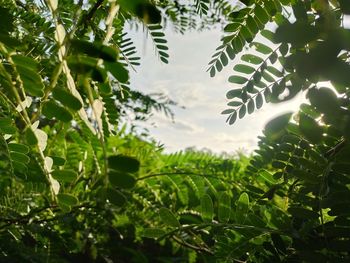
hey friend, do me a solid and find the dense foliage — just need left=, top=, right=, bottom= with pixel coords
left=0, top=0, right=350, bottom=262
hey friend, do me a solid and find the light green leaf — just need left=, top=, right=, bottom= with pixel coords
left=234, top=64, right=255, bottom=74
left=241, top=54, right=263, bottom=65
left=236, top=192, right=249, bottom=223
left=201, top=194, right=214, bottom=222
left=252, top=42, right=273, bottom=54
left=218, top=192, right=231, bottom=223
left=228, top=76, right=248, bottom=84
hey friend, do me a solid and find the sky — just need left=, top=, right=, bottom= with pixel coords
left=129, top=27, right=305, bottom=154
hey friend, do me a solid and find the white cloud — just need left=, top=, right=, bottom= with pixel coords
left=129, top=27, right=305, bottom=153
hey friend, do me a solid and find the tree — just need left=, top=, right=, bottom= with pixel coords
left=1, top=0, right=350, bottom=262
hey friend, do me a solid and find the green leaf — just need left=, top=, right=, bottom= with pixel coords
left=266, top=66, right=283, bottom=77
left=241, top=54, right=263, bottom=65
left=109, top=171, right=136, bottom=189
left=220, top=52, right=228, bottom=66
left=264, top=112, right=293, bottom=141
left=256, top=93, right=263, bottom=109
left=255, top=4, right=270, bottom=24
left=12, top=55, right=38, bottom=70
left=288, top=207, right=319, bottom=220
left=159, top=207, right=180, bottom=227
left=108, top=155, right=140, bottom=173
left=236, top=192, right=249, bottom=223
left=221, top=109, right=235, bottom=115
left=227, top=101, right=242, bottom=107
left=239, top=105, right=246, bottom=119
left=142, top=228, right=166, bottom=239
left=261, top=29, right=275, bottom=42
left=262, top=71, right=275, bottom=83
left=307, top=87, right=340, bottom=118
left=52, top=170, right=78, bottom=183
left=229, top=111, right=237, bottom=125
left=275, top=22, right=320, bottom=46
left=259, top=170, right=277, bottom=184
left=252, top=42, right=273, bottom=54
left=70, top=39, right=118, bottom=61
left=0, top=118, right=16, bottom=134
left=228, top=75, right=248, bottom=84
left=104, top=61, right=129, bottom=83
left=299, top=113, right=323, bottom=144
left=247, top=99, right=254, bottom=114
left=106, top=188, right=127, bottom=206
left=10, top=152, right=29, bottom=164
left=57, top=194, right=78, bottom=207
left=218, top=192, right=231, bottom=223
left=25, top=128, right=38, bottom=145
left=52, top=88, right=82, bottom=111
left=224, top=22, right=240, bottom=32
left=234, top=64, right=255, bottom=74
left=8, top=143, right=29, bottom=154
left=50, top=156, right=66, bottom=166
left=226, top=89, right=241, bottom=99
left=16, top=65, right=44, bottom=97
left=42, top=100, right=73, bottom=123
left=201, top=194, right=214, bottom=222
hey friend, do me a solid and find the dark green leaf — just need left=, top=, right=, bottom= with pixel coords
left=228, top=75, right=248, bottom=84
left=8, top=143, right=29, bottom=154
left=52, top=88, right=82, bottom=111
left=108, top=155, right=140, bottom=173
left=104, top=61, right=129, bottom=83
left=106, top=188, right=127, bottom=206
left=142, top=228, right=166, bottom=239
left=52, top=170, right=78, bottom=183
left=239, top=105, right=246, bottom=119
left=247, top=99, right=254, bottom=114
left=229, top=111, right=237, bottom=125
left=42, top=100, right=73, bottom=123
left=109, top=171, right=136, bottom=189
left=70, top=39, right=118, bottom=61
left=299, top=113, right=323, bottom=144
left=57, top=194, right=78, bottom=207
left=264, top=112, right=292, bottom=141
left=226, top=89, right=241, bottom=99
left=159, top=207, right=180, bottom=227
left=256, top=93, right=263, bottom=109
left=288, top=207, right=319, bottom=220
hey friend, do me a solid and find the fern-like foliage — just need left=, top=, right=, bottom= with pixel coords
left=147, top=24, right=170, bottom=64
left=207, top=0, right=283, bottom=77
